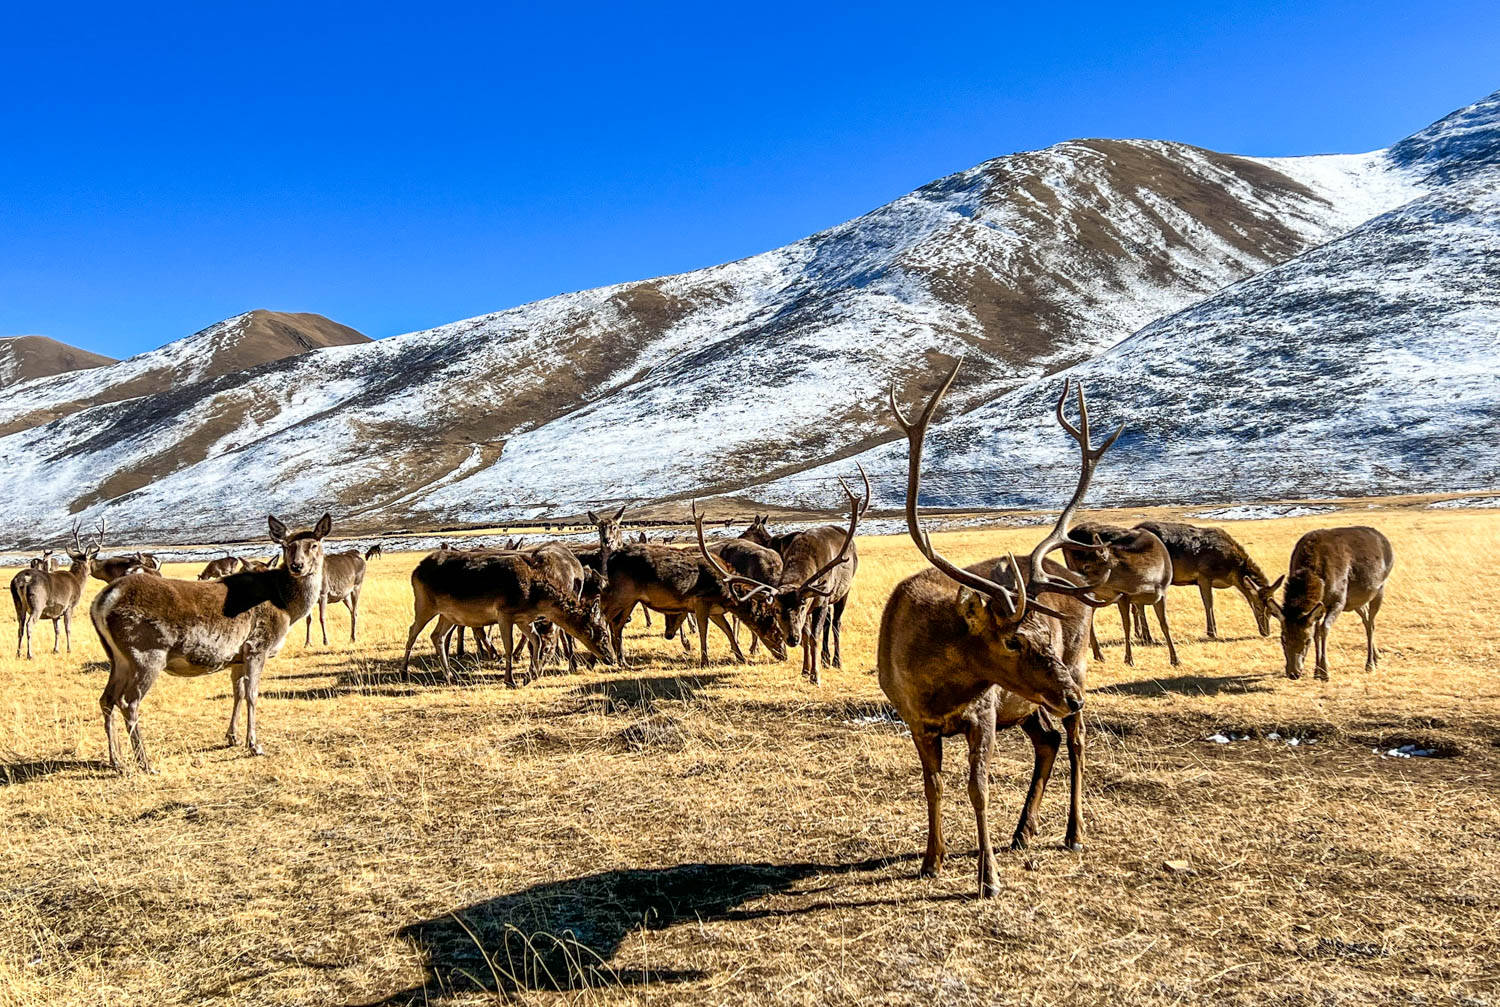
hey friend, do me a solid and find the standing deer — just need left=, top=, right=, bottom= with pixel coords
left=401, top=549, right=617, bottom=687
left=12, top=521, right=103, bottom=658
left=1134, top=521, right=1279, bottom=638
left=28, top=549, right=58, bottom=571
left=305, top=543, right=382, bottom=645
left=91, top=513, right=333, bottom=771
left=881, top=361, right=1118, bottom=897
left=1279, top=526, right=1393, bottom=681
left=1061, top=522, right=1179, bottom=668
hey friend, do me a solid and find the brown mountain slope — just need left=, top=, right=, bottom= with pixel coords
left=0, top=335, right=116, bottom=386
left=0, top=310, right=369, bottom=437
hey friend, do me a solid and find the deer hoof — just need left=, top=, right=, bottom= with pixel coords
left=1009, top=834, right=1030, bottom=852
left=248, top=743, right=265, bottom=757
left=918, top=863, right=940, bottom=880
left=223, top=735, right=238, bottom=748
left=1064, top=840, right=1084, bottom=853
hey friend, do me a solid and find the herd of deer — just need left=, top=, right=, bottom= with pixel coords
left=7, top=360, right=1397, bottom=896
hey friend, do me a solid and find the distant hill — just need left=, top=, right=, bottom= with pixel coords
left=0, top=335, right=115, bottom=386
left=0, top=310, right=369, bottom=437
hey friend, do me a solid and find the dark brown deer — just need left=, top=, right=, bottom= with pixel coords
left=93, top=552, right=163, bottom=583
left=28, top=549, right=57, bottom=571
left=91, top=514, right=333, bottom=771
left=1134, top=520, right=1279, bottom=638
left=12, top=520, right=102, bottom=658
left=881, top=361, right=1118, bottom=897
left=1061, top=522, right=1179, bottom=668
left=401, top=549, right=617, bottom=687
left=198, top=555, right=243, bottom=579
left=1279, top=526, right=1393, bottom=680
left=305, top=543, right=382, bottom=645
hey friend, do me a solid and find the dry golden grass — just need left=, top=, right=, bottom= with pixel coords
left=2, top=507, right=1498, bottom=1005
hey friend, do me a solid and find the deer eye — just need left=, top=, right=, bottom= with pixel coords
left=1002, top=637, right=1022, bottom=652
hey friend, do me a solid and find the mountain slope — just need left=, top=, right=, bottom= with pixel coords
left=0, top=311, right=369, bottom=437
left=0, top=336, right=115, bottom=386
left=761, top=94, right=1500, bottom=512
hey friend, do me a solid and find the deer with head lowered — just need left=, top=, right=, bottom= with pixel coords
left=1061, top=521, right=1180, bottom=668
left=880, top=361, right=1118, bottom=898
left=305, top=543, right=382, bottom=645
left=402, top=547, right=618, bottom=687
left=1279, top=526, right=1393, bottom=681
left=1133, top=521, right=1280, bottom=639
left=94, top=551, right=163, bottom=583
left=11, top=520, right=103, bottom=658
left=91, top=513, right=333, bottom=771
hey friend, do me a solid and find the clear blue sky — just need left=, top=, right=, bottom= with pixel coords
left=3, top=1, right=1496, bottom=358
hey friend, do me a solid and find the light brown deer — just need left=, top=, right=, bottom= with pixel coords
left=91, top=514, right=333, bottom=771
left=11, top=521, right=102, bottom=658
left=880, top=361, right=1118, bottom=897
left=305, top=543, right=382, bottom=645
left=94, top=552, right=163, bottom=583
left=1279, top=526, right=1394, bottom=680
left=1134, top=520, right=1279, bottom=638
left=1061, top=522, right=1180, bottom=668
left=28, top=549, right=58, bottom=571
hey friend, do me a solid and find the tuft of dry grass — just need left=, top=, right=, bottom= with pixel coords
left=1, top=506, right=1498, bottom=1005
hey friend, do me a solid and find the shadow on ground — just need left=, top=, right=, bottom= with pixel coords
left=0, top=758, right=113, bottom=786
left=1094, top=672, right=1274, bottom=698
left=356, top=854, right=924, bottom=1004
left=569, top=672, right=729, bottom=713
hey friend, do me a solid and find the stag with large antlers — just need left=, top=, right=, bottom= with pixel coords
left=92, top=514, right=333, bottom=771
left=11, top=519, right=103, bottom=658
left=880, top=360, right=1119, bottom=897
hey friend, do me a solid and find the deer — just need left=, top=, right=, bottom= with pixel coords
left=1278, top=526, right=1393, bottom=681
left=91, top=514, right=333, bottom=771
left=12, top=520, right=103, bottom=658
left=596, top=521, right=789, bottom=669
left=880, top=360, right=1118, bottom=898
left=1061, top=522, right=1180, bottom=668
left=93, top=552, right=163, bottom=583
left=305, top=543, right=382, bottom=645
left=28, top=549, right=58, bottom=571
left=1133, top=521, right=1279, bottom=639
left=401, top=548, right=617, bottom=687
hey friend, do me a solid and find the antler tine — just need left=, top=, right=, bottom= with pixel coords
left=1025, top=379, right=1124, bottom=602
left=853, top=461, right=872, bottom=518
left=94, top=515, right=107, bottom=549
left=693, top=502, right=775, bottom=596
left=70, top=519, right=83, bottom=552
left=890, top=357, right=1023, bottom=617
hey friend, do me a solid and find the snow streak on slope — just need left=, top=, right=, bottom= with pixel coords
left=759, top=169, right=1500, bottom=512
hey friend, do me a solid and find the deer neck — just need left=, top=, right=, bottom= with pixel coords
left=273, top=565, right=324, bottom=622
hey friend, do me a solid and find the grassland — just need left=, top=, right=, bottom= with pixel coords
left=1, top=506, right=1498, bottom=1005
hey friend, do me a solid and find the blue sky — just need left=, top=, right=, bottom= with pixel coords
left=3, top=1, right=1496, bottom=358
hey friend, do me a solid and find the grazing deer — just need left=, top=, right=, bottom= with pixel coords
left=401, top=549, right=617, bottom=687
left=28, top=549, right=58, bottom=571
left=305, top=543, right=382, bottom=645
left=91, top=514, right=333, bottom=771
left=1279, top=526, right=1393, bottom=681
left=881, top=361, right=1118, bottom=897
left=12, top=521, right=103, bottom=658
left=198, top=555, right=243, bottom=580
left=1134, top=520, right=1279, bottom=638
left=710, top=538, right=784, bottom=656
left=1061, top=522, right=1179, bottom=668
left=94, top=552, right=163, bottom=583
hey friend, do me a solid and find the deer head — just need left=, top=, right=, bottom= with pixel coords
left=1279, top=575, right=1322, bottom=680
left=269, top=513, right=331, bottom=579
left=1248, top=575, right=1284, bottom=635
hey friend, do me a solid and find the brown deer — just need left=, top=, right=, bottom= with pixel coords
left=305, top=543, right=382, bottom=645
left=1279, top=526, right=1393, bottom=680
left=401, top=549, right=617, bottom=687
left=28, top=549, right=58, bottom=571
left=1134, top=521, right=1279, bottom=638
left=11, top=521, right=103, bottom=658
left=91, top=514, right=333, bottom=771
left=1061, top=522, right=1180, bottom=668
left=881, top=361, right=1118, bottom=897
left=198, top=555, right=243, bottom=579
left=93, top=552, right=163, bottom=583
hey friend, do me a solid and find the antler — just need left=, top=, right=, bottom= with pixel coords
left=1023, top=378, right=1123, bottom=603
left=796, top=465, right=865, bottom=597
left=94, top=516, right=107, bottom=552
left=693, top=501, right=777, bottom=598
left=889, top=359, right=1057, bottom=621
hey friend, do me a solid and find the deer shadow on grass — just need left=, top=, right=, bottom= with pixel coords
left=568, top=672, right=729, bottom=713
left=246, top=658, right=512, bottom=702
left=1093, top=672, right=1273, bottom=698
left=0, top=758, right=113, bottom=786
left=354, top=854, right=926, bottom=1005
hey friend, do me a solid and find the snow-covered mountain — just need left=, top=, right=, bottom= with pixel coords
left=0, top=336, right=115, bottom=387
left=2, top=90, right=1494, bottom=548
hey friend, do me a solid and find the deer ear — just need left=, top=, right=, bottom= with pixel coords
left=268, top=515, right=288, bottom=542
left=1309, top=602, right=1327, bottom=622
left=956, top=587, right=989, bottom=635
left=1269, top=575, right=1285, bottom=592
left=587, top=511, right=599, bottom=524
left=313, top=513, right=333, bottom=539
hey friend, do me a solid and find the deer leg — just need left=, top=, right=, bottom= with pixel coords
left=99, top=658, right=128, bottom=772
left=1012, top=710, right=1062, bottom=850
left=642, top=604, right=653, bottom=628
left=830, top=596, right=848, bottom=668
left=1363, top=589, right=1384, bottom=671
left=347, top=590, right=359, bottom=643
left=498, top=617, right=518, bottom=688
left=63, top=610, right=72, bottom=653
left=965, top=716, right=999, bottom=898
left=807, top=606, right=826, bottom=685
left=708, top=611, right=745, bottom=665
left=242, top=654, right=267, bottom=757
left=1153, top=598, right=1180, bottom=666
left=680, top=614, right=693, bottom=652
left=1199, top=580, right=1217, bottom=639
left=1315, top=608, right=1337, bottom=681
left=1088, top=611, right=1104, bottom=662
left=455, top=625, right=466, bottom=657
left=123, top=698, right=154, bottom=773
left=1118, top=598, right=1135, bottom=667
left=1138, top=604, right=1155, bottom=645
left=318, top=593, right=329, bottom=647
left=305, top=612, right=313, bottom=645
left=1062, top=710, right=1086, bottom=851
left=52, top=617, right=60, bottom=654
left=697, top=606, right=712, bottom=668
left=914, top=729, right=945, bottom=878
left=400, top=601, right=438, bottom=682
left=226, top=667, right=247, bottom=746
